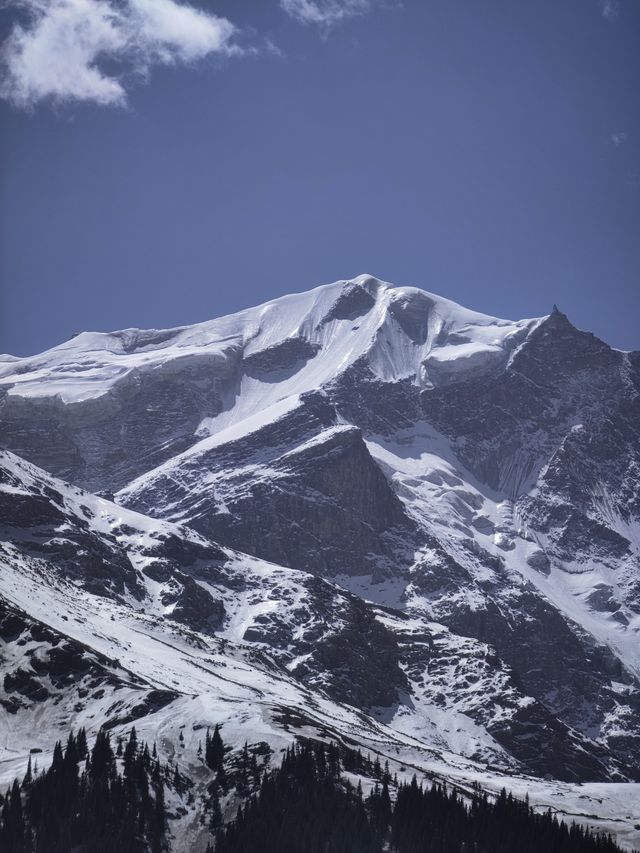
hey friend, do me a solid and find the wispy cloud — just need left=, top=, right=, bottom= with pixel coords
left=599, top=0, right=620, bottom=21
left=0, top=0, right=239, bottom=108
left=609, top=132, right=627, bottom=147
left=280, top=0, right=372, bottom=27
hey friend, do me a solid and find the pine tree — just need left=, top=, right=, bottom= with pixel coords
left=76, top=727, right=88, bottom=759
left=209, top=782, right=223, bottom=832
left=21, top=757, right=32, bottom=788
left=205, top=724, right=225, bottom=772
left=150, top=778, right=166, bottom=853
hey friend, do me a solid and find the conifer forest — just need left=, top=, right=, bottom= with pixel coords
left=0, top=728, right=634, bottom=853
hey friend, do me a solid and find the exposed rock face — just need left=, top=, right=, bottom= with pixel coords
left=1, top=276, right=639, bottom=792
left=304, top=608, right=404, bottom=709
left=159, top=572, right=226, bottom=633
left=420, top=312, right=631, bottom=494
left=320, top=280, right=376, bottom=323
left=120, top=393, right=418, bottom=579
left=376, top=608, right=627, bottom=782
left=194, top=425, right=415, bottom=578
left=237, top=573, right=407, bottom=709
left=0, top=599, right=175, bottom=730
left=0, top=450, right=228, bottom=630
left=440, top=588, right=638, bottom=754
left=0, top=350, right=239, bottom=492
left=0, top=454, right=144, bottom=600
left=243, top=338, right=321, bottom=378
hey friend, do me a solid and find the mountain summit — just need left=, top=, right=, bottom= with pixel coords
left=0, top=275, right=542, bottom=491
left=0, top=274, right=539, bottom=402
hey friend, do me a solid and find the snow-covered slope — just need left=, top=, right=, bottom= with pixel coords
left=2, top=450, right=639, bottom=850
left=1, top=275, right=639, bottom=849
left=0, top=276, right=540, bottom=492
left=3, top=447, right=610, bottom=779
left=0, top=275, right=538, bottom=403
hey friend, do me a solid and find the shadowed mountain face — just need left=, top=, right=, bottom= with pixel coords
left=1, top=277, right=640, bottom=835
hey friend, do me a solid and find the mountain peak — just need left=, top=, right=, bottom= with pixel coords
left=0, top=276, right=543, bottom=408
left=2, top=271, right=640, bottom=849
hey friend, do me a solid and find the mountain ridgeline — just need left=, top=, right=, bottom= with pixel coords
left=0, top=276, right=638, bottom=850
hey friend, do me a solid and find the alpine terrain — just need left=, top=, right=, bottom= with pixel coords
left=1, top=275, right=639, bottom=850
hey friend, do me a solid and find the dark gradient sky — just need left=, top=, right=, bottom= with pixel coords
left=1, top=0, right=639, bottom=357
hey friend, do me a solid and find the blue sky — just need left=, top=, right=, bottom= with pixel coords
left=1, top=0, right=638, bottom=356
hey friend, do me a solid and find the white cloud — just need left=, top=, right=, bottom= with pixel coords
left=0, top=0, right=238, bottom=108
left=127, top=0, right=237, bottom=64
left=280, top=0, right=372, bottom=27
left=600, top=0, right=620, bottom=21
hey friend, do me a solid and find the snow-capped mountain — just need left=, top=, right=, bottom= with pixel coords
left=1, top=275, right=639, bottom=850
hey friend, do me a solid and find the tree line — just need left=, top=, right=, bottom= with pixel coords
left=1, top=728, right=635, bottom=852
left=214, top=740, right=633, bottom=853
left=0, top=727, right=166, bottom=853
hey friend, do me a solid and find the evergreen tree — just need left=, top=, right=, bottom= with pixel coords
left=22, top=758, right=32, bottom=788
left=205, top=724, right=225, bottom=772
left=0, top=728, right=167, bottom=853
